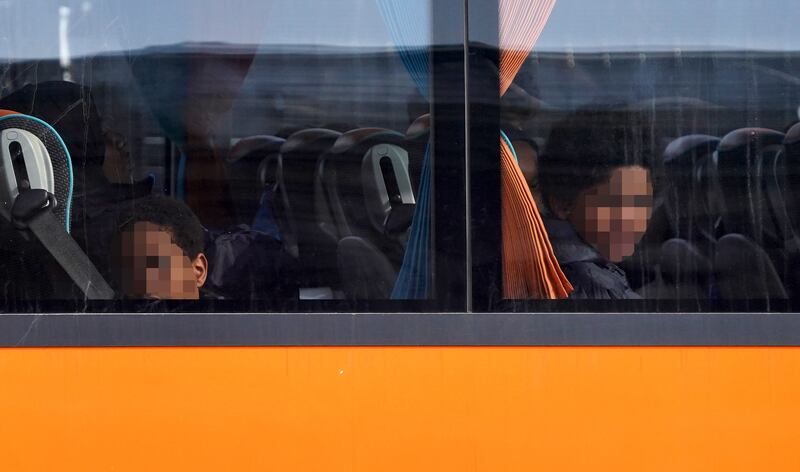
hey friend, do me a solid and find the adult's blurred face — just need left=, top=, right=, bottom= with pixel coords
left=568, top=165, right=653, bottom=263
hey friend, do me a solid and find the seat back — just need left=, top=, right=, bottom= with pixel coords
left=317, top=128, right=392, bottom=244
left=714, top=128, right=784, bottom=246
left=275, top=128, right=341, bottom=286
left=226, top=135, right=285, bottom=225
left=0, top=113, right=109, bottom=301
left=761, top=141, right=795, bottom=244
left=361, top=137, right=415, bottom=236
left=327, top=129, right=415, bottom=299
left=693, top=148, right=725, bottom=244
left=659, top=238, right=712, bottom=299
left=337, top=236, right=397, bottom=300
left=714, top=233, right=787, bottom=300
left=637, top=238, right=713, bottom=301
left=328, top=128, right=412, bottom=251
left=662, top=135, right=720, bottom=243
left=0, top=114, right=73, bottom=232
left=783, top=123, right=800, bottom=236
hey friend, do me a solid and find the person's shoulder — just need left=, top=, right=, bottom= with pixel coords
left=561, top=260, right=641, bottom=300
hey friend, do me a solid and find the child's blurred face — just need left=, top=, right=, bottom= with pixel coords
left=568, top=166, right=653, bottom=263
left=113, top=221, right=207, bottom=300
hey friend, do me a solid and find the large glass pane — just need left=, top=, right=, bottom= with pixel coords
left=0, top=0, right=462, bottom=311
left=478, top=0, right=800, bottom=310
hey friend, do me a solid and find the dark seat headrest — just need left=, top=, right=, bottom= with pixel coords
left=785, top=122, right=800, bottom=148
left=715, top=129, right=785, bottom=237
left=663, top=135, right=719, bottom=166
left=716, top=128, right=785, bottom=188
left=663, top=135, right=720, bottom=188
left=781, top=123, right=800, bottom=183
left=330, top=128, right=402, bottom=154
left=406, top=114, right=430, bottom=138
left=227, top=135, right=285, bottom=164
left=280, top=128, right=342, bottom=155
left=717, top=128, right=784, bottom=155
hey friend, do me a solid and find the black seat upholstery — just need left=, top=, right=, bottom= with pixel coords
left=316, top=127, right=395, bottom=244
left=324, top=128, right=415, bottom=299
left=637, top=238, right=712, bottom=301
left=662, top=135, right=720, bottom=245
left=714, top=128, right=785, bottom=246
left=769, top=123, right=800, bottom=299
left=660, top=238, right=712, bottom=300
left=714, top=233, right=787, bottom=300
left=329, top=128, right=412, bottom=243
left=715, top=128, right=798, bottom=298
left=782, top=123, right=800, bottom=236
left=226, top=135, right=285, bottom=224
left=276, top=128, right=342, bottom=287
left=692, top=145, right=726, bottom=245
left=337, top=236, right=397, bottom=300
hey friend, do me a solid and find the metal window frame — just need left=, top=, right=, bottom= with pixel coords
left=2, top=0, right=799, bottom=347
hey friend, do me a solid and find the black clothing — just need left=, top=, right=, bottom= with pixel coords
left=72, top=178, right=154, bottom=280
left=204, top=225, right=300, bottom=305
left=544, top=217, right=641, bottom=300
left=0, top=81, right=106, bottom=188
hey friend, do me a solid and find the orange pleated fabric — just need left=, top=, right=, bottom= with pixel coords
left=499, top=0, right=572, bottom=299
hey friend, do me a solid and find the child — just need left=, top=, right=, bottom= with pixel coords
left=538, top=107, right=654, bottom=299
left=110, top=196, right=208, bottom=300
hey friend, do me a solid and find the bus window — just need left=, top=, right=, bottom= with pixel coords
left=4, top=0, right=798, bottom=314
left=480, top=0, right=800, bottom=311
left=0, top=0, right=463, bottom=311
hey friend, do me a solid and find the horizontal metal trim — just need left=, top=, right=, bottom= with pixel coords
left=1, top=313, right=799, bottom=347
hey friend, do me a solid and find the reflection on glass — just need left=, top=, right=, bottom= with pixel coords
left=0, top=0, right=435, bottom=307
left=499, top=0, right=800, bottom=306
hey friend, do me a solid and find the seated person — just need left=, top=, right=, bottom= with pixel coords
left=110, top=196, right=208, bottom=300
left=203, top=225, right=300, bottom=304
left=504, top=126, right=542, bottom=207
left=0, top=81, right=152, bottom=281
left=103, top=128, right=135, bottom=185
left=538, top=107, right=654, bottom=299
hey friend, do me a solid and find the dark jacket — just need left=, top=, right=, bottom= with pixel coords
left=544, top=218, right=641, bottom=300
left=73, top=178, right=155, bottom=279
left=203, top=225, right=300, bottom=305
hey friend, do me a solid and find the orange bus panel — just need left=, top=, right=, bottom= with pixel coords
left=1, top=347, right=798, bottom=471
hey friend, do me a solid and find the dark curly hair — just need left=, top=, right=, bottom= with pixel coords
left=116, top=196, right=205, bottom=258
left=539, top=106, right=654, bottom=207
